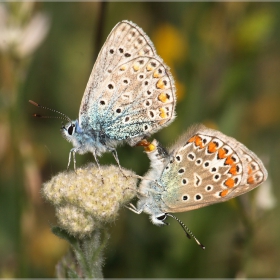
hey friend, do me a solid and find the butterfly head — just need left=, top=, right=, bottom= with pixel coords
left=61, top=120, right=82, bottom=143
left=151, top=213, right=168, bottom=226
left=136, top=191, right=168, bottom=226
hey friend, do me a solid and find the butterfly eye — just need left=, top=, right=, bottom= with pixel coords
left=68, top=124, right=75, bottom=135
left=156, top=214, right=167, bottom=221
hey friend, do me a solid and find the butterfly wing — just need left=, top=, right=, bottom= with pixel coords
left=79, top=20, right=176, bottom=145
left=159, top=124, right=268, bottom=213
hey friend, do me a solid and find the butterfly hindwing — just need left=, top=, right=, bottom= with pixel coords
left=160, top=124, right=267, bottom=212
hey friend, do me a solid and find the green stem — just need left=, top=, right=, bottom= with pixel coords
left=91, top=229, right=109, bottom=265
left=7, top=53, right=29, bottom=277
left=80, top=229, right=109, bottom=279
left=53, top=226, right=108, bottom=278
left=72, top=239, right=93, bottom=278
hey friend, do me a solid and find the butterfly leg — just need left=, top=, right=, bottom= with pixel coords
left=92, top=149, right=104, bottom=183
left=111, top=148, right=128, bottom=178
left=125, top=203, right=143, bottom=214
left=67, top=148, right=77, bottom=172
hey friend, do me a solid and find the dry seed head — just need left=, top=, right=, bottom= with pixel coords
left=42, top=163, right=137, bottom=237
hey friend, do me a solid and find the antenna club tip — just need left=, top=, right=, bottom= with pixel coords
left=28, top=100, right=71, bottom=122
left=29, top=100, right=39, bottom=106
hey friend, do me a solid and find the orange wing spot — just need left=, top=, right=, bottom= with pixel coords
left=188, top=136, right=196, bottom=143
left=208, top=142, right=217, bottom=153
left=156, top=79, right=165, bottom=89
left=247, top=176, right=254, bottom=184
left=220, top=190, right=229, bottom=197
left=153, top=70, right=160, bottom=78
left=120, top=65, right=127, bottom=71
left=138, top=50, right=144, bottom=56
left=158, top=93, right=169, bottom=103
left=248, top=166, right=253, bottom=175
left=195, top=136, right=204, bottom=148
left=224, top=178, right=235, bottom=188
left=229, top=165, right=237, bottom=175
left=133, top=64, right=140, bottom=71
left=218, top=148, right=227, bottom=159
left=225, top=156, right=234, bottom=165
left=144, top=143, right=156, bottom=152
left=159, top=108, right=167, bottom=118
left=146, top=65, right=153, bottom=71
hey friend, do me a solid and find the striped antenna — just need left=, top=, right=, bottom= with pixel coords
left=29, top=100, right=71, bottom=122
left=166, top=213, right=205, bottom=250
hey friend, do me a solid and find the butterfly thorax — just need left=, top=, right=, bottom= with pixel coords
left=61, top=119, right=119, bottom=156
left=137, top=178, right=169, bottom=225
left=136, top=139, right=171, bottom=225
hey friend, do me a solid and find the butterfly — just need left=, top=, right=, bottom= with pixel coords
left=128, top=124, right=268, bottom=248
left=30, top=20, right=176, bottom=170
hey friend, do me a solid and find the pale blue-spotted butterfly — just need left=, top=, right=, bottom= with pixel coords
left=128, top=124, right=268, bottom=248
left=30, top=20, right=176, bottom=170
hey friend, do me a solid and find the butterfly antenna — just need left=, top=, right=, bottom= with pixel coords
left=29, top=100, right=71, bottom=122
left=166, top=213, right=205, bottom=250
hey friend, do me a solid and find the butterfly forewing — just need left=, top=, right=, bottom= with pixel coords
left=79, top=20, right=176, bottom=144
left=79, top=21, right=155, bottom=116
left=160, top=124, right=267, bottom=213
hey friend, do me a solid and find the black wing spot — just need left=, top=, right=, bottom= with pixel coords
left=195, top=175, right=201, bottom=186
left=182, top=179, right=188, bottom=185
left=178, top=168, right=185, bottom=174
left=188, top=153, right=194, bottom=160
left=204, top=162, right=210, bottom=167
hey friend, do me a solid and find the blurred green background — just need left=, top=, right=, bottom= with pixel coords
left=0, top=1, right=280, bottom=278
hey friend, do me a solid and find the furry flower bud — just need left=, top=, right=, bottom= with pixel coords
left=42, top=163, right=137, bottom=237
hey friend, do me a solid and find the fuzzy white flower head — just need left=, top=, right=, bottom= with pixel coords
left=42, top=164, right=137, bottom=238
left=56, top=206, right=95, bottom=238
left=0, top=2, right=50, bottom=58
